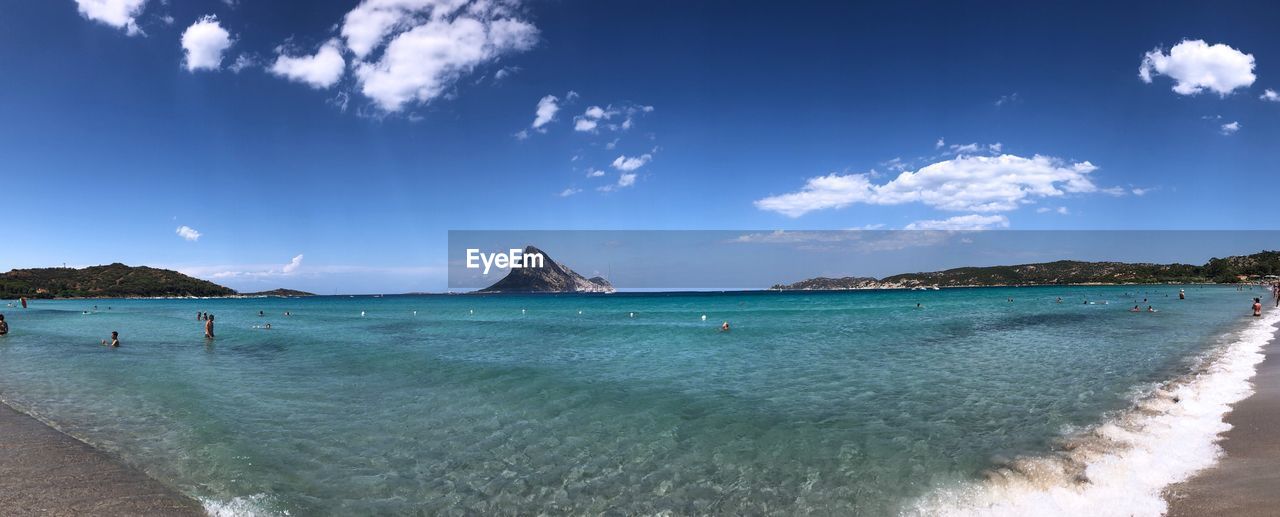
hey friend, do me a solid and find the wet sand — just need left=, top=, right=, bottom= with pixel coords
left=0, top=402, right=204, bottom=516
left=1165, top=322, right=1280, bottom=516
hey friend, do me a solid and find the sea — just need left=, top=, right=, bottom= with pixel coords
left=0, top=285, right=1276, bottom=516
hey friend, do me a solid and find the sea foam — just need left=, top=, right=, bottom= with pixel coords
left=908, top=308, right=1280, bottom=517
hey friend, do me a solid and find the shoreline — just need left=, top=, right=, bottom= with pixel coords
left=0, top=400, right=204, bottom=516
left=1164, top=320, right=1280, bottom=516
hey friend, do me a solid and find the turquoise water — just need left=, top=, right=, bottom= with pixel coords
left=0, top=286, right=1268, bottom=515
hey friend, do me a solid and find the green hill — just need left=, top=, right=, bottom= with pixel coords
left=0, top=263, right=236, bottom=299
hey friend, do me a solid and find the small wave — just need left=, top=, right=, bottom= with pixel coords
left=908, top=308, right=1280, bottom=517
left=201, top=494, right=290, bottom=517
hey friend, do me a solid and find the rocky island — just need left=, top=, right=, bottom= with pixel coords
left=476, top=246, right=615, bottom=293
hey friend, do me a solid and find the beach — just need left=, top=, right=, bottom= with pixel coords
left=0, top=402, right=203, bottom=516
left=1165, top=320, right=1280, bottom=516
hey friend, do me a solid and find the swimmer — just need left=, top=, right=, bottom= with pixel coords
left=720, top=321, right=730, bottom=332
left=361, top=311, right=366, bottom=317
left=1254, top=298, right=1263, bottom=317
left=259, top=310, right=265, bottom=317
left=916, top=303, right=922, bottom=309
left=1130, top=305, right=1141, bottom=312
left=101, top=331, right=119, bottom=347
left=205, top=314, right=215, bottom=339
left=0, top=313, right=8, bottom=335
left=1056, top=297, right=1062, bottom=304
left=1147, top=305, right=1157, bottom=313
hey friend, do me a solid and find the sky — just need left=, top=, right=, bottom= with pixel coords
left=1, top=0, right=1277, bottom=293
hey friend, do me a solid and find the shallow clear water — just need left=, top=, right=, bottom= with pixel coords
left=0, top=286, right=1267, bottom=515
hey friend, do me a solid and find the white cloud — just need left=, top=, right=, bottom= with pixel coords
left=935, top=137, right=945, bottom=149
left=175, top=225, right=202, bottom=242
left=1139, top=39, right=1256, bottom=96
left=1131, top=187, right=1156, bottom=196
left=282, top=254, right=304, bottom=274
left=617, top=172, right=637, bottom=187
left=597, top=172, right=638, bottom=192
left=558, top=187, right=581, bottom=197
left=755, top=153, right=1100, bottom=218
left=229, top=54, right=257, bottom=73
left=611, top=153, right=652, bottom=172
left=994, top=92, right=1019, bottom=107
left=271, top=39, right=346, bottom=88
left=349, top=2, right=539, bottom=112
left=1261, top=89, right=1280, bottom=102
left=493, top=66, right=518, bottom=81
left=905, top=214, right=1009, bottom=231
left=182, top=15, right=234, bottom=72
left=531, top=94, right=559, bottom=129
left=572, top=103, right=652, bottom=132
left=1220, top=121, right=1240, bottom=135
left=586, top=168, right=605, bottom=177
left=75, top=0, right=147, bottom=36
left=1036, top=206, right=1070, bottom=215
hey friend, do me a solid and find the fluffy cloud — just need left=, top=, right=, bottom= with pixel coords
left=586, top=168, right=605, bottom=177
left=1139, top=39, right=1256, bottom=96
left=1035, top=206, right=1070, bottom=215
left=558, top=187, right=581, bottom=197
left=531, top=94, right=559, bottom=129
left=1220, top=121, right=1240, bottom=135
left=755, top=154, right=1100, bottom=218
left=347, top=1, right=539, bottom=112
left=175, top=225, right=202, bottom=241
left=282, top=254, right=304, bottom=274
left=271, top=39, right=346, bottom=88
left=75, top=0, right=147, bottom=36
left=1262, top=89, right=1280, bottom=102
left=904, top=214, right=1010, bottom=231
left=182, top=16, right=234, bottom=72
left=611, top=153, right=652, bottom=171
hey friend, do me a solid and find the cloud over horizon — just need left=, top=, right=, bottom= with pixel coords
left=755, top=153, right=1100, bottom=218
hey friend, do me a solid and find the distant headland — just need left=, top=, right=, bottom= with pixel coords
left=0, top=263, right=313, bottom=299
left=773, top=250, right=1280, bottom=290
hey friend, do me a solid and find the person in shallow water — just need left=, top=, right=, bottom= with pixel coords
left=1130, top=305, right=1141, bottom=312
left=205, top=314, right=216, bottom=338
left=1254, top=298, right=1263, bottom=317
left=101, top=331, right=119, bottom=347
left=720, top=321, right=730, bottom=332
left=0, top=313, right=8, bottom=335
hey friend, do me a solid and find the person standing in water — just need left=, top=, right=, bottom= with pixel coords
left=0, top=314, right=8, bottom=336
left=101, top=331, right=119, bottom=347
left=720, top=321, right=731, bottom=332
left=205, top=314, right=216, bottom=338
left=1254, top=298, right=1263, bottom=317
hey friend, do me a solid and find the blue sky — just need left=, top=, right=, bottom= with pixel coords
left=1, top=1, right=1277, bottom=292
